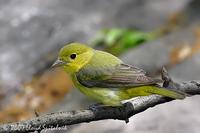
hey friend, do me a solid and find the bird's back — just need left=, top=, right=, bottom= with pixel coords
left=83, top=50, right=122, bottom=70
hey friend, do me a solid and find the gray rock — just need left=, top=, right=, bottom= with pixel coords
left=1, top=0, right=200, bottom=133
left=120, top=24, right=197, bottom=75
left=0, top=0, right=189, bottom=90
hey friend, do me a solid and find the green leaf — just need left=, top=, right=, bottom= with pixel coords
left=91, top=28, right=156, bottom=55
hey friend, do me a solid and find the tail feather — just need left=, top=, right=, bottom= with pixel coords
left=146, top=86, right=186, bottom=99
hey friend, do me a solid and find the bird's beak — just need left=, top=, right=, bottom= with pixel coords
left=51, top=59, right=67, bottom=68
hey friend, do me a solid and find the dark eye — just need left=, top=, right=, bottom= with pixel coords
left=70, top=53, right=76, bottom=59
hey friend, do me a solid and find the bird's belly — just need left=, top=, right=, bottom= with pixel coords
left=71, top=74, right=129, bottom=106
left=79, top=86, right=122, bottom=105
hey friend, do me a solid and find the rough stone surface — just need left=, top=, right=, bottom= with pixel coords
left=1, top=0, right=200, bottom=133
left=0, top=0, right=189, bottom=90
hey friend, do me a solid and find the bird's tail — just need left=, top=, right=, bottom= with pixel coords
left=147, top=86, right=186, bottom=99
left=126, top=86, right=186, bottom=99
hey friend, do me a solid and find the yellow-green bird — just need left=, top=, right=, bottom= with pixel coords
left=52, top=43, right=185, bottom=106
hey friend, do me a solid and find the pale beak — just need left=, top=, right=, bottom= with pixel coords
left=51, top=59, right=67, bottom=68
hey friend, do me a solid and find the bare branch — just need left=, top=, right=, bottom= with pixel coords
left=0, top=69, right=200, bottom=133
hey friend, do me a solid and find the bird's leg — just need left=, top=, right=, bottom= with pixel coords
left=88, top=102, right=125, bottom=112
left=88, top=103, right=109, bottom=111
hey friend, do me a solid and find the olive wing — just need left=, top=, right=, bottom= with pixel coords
left=76, top=63, right=160, bottom=88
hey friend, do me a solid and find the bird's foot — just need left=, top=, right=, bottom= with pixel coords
left=121, top=102, right=134, bottom=123
left=88, top=102, right=133, bottom=123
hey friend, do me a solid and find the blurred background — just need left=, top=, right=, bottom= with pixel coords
left=0, top=0, right=200, bottom=133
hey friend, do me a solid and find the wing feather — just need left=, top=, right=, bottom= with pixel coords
left=76, top=63, right=160, bottom=88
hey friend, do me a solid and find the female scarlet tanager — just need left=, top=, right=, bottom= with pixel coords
left=52, top=43, right=185, bottom=106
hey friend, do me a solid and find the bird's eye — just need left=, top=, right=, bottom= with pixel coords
left=70, top=53, right=76, bottom=59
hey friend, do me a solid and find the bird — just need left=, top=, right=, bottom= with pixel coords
left=52, top=42, right=185, bottom=107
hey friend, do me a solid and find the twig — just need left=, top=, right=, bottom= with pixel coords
left=0, top=68, right=200, bottom=133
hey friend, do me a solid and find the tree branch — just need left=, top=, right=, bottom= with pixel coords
left=0, top=68, right=200, bottom=133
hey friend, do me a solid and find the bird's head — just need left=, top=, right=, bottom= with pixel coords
left=52, top=43, right=94, bottom=74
